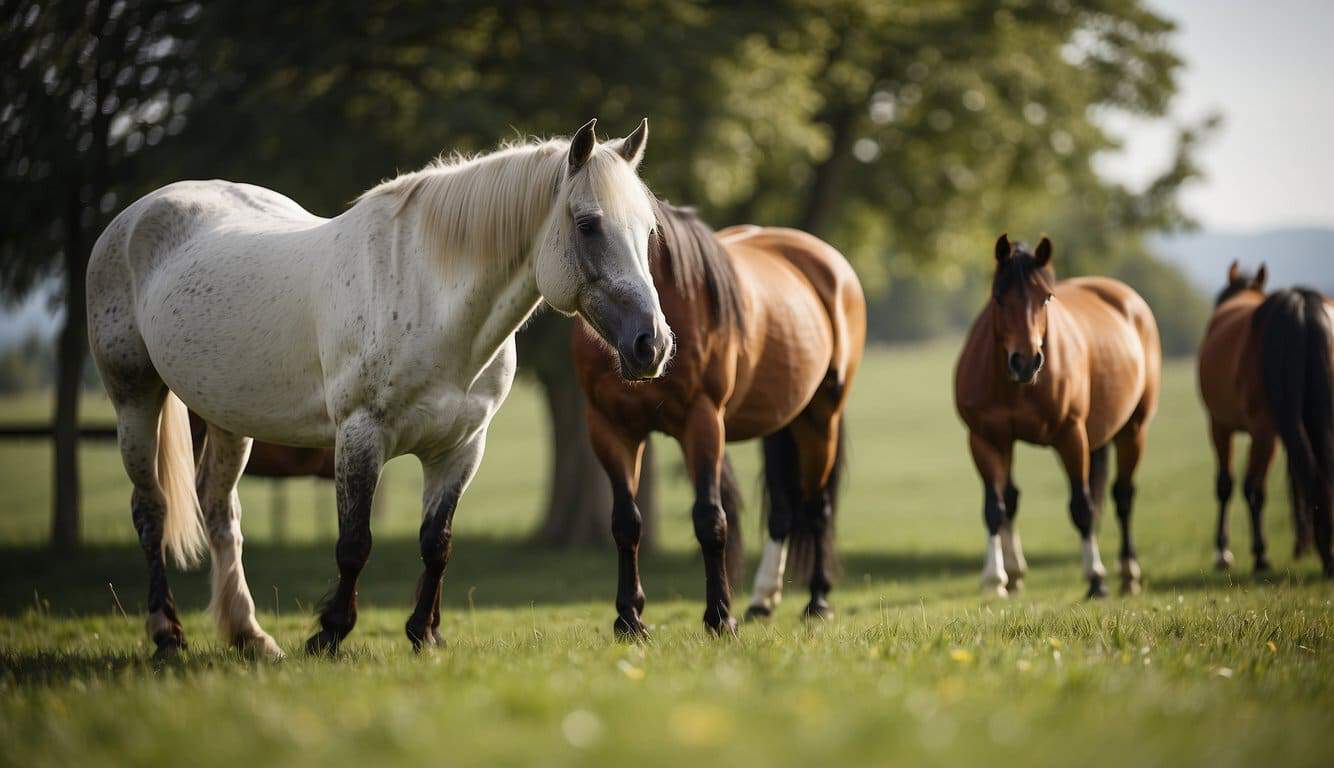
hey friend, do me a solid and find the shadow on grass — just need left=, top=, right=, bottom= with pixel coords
left=1, top=537, right=1079, bottom=618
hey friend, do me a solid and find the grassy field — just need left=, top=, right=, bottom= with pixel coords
left=2, top=340, right=1332, bottom=767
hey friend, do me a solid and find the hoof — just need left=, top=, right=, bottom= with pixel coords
left=1215, top=550, right=1235, bottom=571
left=1086, top=575, right=1109, bottom=600
left=613, top=615, right=650, bottom=642
left=305, top=629, right=342, bottom=657
left=981, top=581, right=1009, bottom=599
left=405, top=621, right=442, bottom=653
left=1253, top=555, right=1272, bottom=574
left=236, top=632, right=286, bottom=661
left=802, top=598, right=833, bottom=621
left=744, top=603, right=773, bottom=622
left=1120, top=578, right=1142, bottom=596
left=151, top=632, right=186, bottom=662
left=1005, top=576, right=1024, bottom=593
left=706, top=615, right=739, bottom=637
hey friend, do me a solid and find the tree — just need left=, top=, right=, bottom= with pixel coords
left=1, top=0, right=201, bottom=548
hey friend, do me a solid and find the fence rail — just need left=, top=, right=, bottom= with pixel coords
left=0, top=423, right=118, bottom=440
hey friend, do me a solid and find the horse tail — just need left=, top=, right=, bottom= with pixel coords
left=158, top=391, right=207, bottom=569
left=719, top=451, right=745, bottom=592
left=783, top=423, right=846, bottom=582
left=1256, top=288, right=1333, bottom=566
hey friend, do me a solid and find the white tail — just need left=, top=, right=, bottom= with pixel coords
left=158, top=392, right=207, bottom=569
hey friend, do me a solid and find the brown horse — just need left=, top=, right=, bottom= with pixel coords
left=574, top=200, right=865, bottom=636
left=955, top=235, right=1161, bottom=598
left=1199, top=261, right=1334, bottom=575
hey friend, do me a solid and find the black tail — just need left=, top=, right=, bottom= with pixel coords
left=1255, top=288, right=1334, bottom=571
left=764, top=424, right=846, bottom=582
left=719, top=451, right=744, bottom=592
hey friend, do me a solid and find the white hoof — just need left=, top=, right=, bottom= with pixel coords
left=1214, top=549, right=1235, bottom=571
left=981, top=578, right=1009, bottom=599
left=238, top=631, right=286, bottom=661
left=1119, top=557, right=1142, bottom=582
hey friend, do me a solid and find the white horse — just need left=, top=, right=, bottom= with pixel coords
left=87, top=119, right=671, bottom=659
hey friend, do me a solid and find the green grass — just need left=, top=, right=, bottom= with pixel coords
left=2, top=341, right=1332, bottom=767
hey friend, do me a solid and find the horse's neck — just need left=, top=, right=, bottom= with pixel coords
left=360, top=155, right=558, bottom=379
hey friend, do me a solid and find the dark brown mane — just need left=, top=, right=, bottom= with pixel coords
left=650, top=198, right=746, bottom=335
left=993, top=246, right=1054, bottom=302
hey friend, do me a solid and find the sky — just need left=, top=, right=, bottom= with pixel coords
left=1101, top=0, right=1334, bottom=231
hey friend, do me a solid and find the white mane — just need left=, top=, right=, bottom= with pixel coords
left=359, top=137, right=654, bottom=273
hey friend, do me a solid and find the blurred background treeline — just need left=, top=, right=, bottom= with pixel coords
left=1, top=0, right=1224, bottom=546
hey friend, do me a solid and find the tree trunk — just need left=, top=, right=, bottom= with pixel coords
left=798, top=103, right=858, bottom=236
left=51, top=192, right=87, bottom=550
left=532, top=355, right=612, bottom=546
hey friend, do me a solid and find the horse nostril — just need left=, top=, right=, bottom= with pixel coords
left=1008, top=353, right=1023, bottom=374
left=633, top=332, right=655, bottom=366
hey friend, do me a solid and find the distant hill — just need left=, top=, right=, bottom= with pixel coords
left=1153, top=227, right=1334, bottom=297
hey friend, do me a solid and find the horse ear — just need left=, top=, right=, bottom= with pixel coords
left=1034, top=237, right=1052, bottom=268
left=994, top=234, right=1012, bottom=264
left=568, top=118, right=597, bottom=175
left=1227, top=260, right=1241, bottom=283
left=611, top=118, right=648, bottom=169
left=1254, top=263, right=1268, bottom=289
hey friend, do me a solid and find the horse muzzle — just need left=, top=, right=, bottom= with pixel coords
left=617, top=323, right=673, bottom=380
left=1007, top=350, right=1044, bottom=384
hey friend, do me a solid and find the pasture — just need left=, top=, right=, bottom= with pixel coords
left=2, top=341, right=1332, bottom=767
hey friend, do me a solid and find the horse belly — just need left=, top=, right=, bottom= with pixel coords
left=724, top=292, right=831, bottom=440
left=1083, top=323, right=1146, bottom=448
left=137, top=246, right=333, bottom=446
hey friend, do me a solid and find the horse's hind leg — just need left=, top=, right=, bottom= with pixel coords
left=199, top=424, right=283, bottom=659
left=1242, top=430, right=1277, bottom=572
left=1209, top=421, right=1236, bottom=570
left=1112, top=427, right=1145, bottom=595
left=112, top=390, right=190, bottom=658
left=746, top=430, right=799, bottom=620
left=788, top=408, right=846, bottom=620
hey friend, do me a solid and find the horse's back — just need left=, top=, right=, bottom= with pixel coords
left=720, top=228, right=865, bottom=439
left=89, top=180, right=337, bottom=444
left=727, top=227, right=866, bottom=384
left=1199, top=294, right=1264, bottom=430
left=1059, top=276, right=1161, bottom=439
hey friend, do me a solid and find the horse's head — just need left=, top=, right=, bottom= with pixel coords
left=990, top=234, right=1056, bottom=384
left=1215, top=259, right=1267, bottom=306
left=536, top=118, right=672, bottom=380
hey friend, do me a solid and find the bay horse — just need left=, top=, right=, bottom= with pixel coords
left=955, top=235, right=1161, bottom=598
left=1199, top=261, right=1334, bottom=574
left=88, top=119, right=671, bottom=659
left=575, top=200, right=865, bottom=636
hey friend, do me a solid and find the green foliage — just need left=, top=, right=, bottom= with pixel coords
left=0, top=0, right=200, bottom=300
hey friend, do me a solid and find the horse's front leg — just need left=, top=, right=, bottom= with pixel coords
left=405, top=434, right=486, bottom=651
left=1055, top=424, right=1108, bottom=599
left=587, top=409, right=649, bottom=639
left=968, top=432, right=1013, bottom=597
left=306, top=414, right=385, bottom=655
left=681, top=400, right=736, bottom=636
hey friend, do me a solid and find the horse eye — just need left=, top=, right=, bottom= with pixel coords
left=576, top=216, right=600, bottom=235
left=1044, top=294, right=1053, bottom=305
